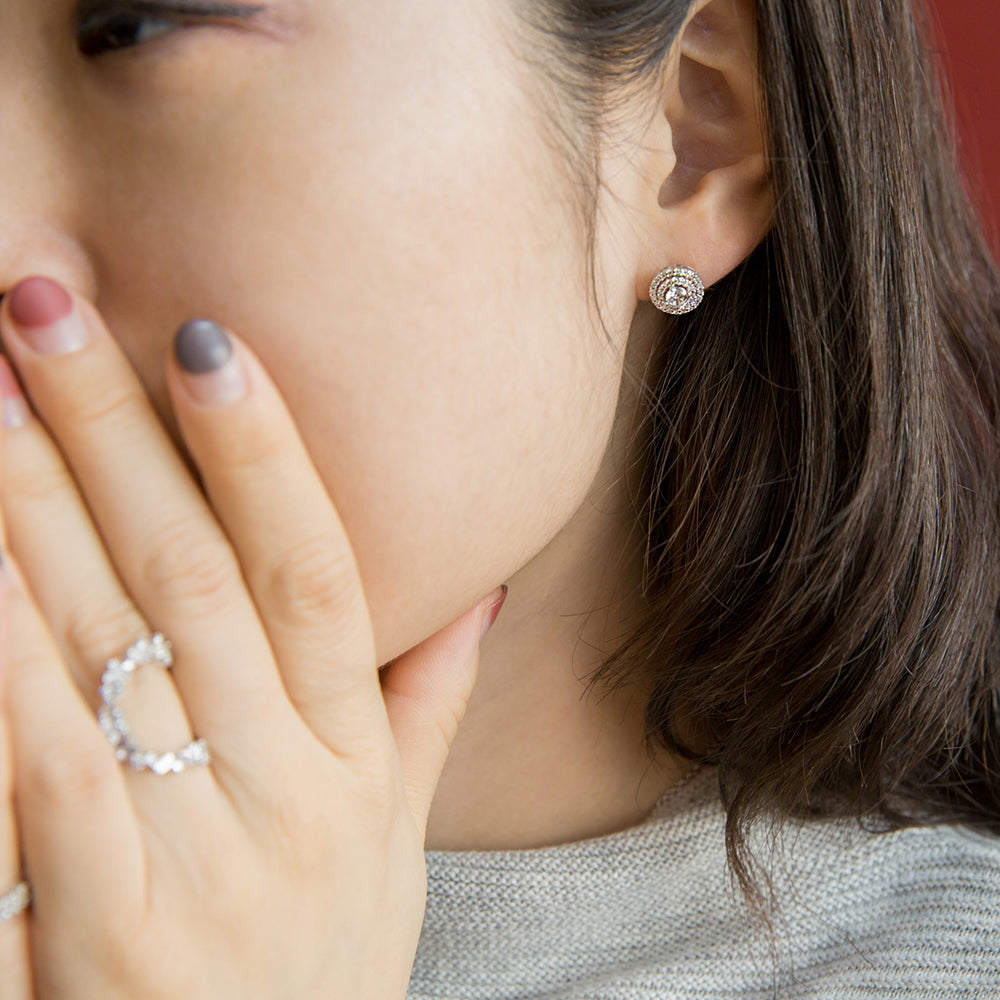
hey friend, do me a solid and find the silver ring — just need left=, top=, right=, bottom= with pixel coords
left=97, top=633, right=211, bottom=776
left=0, top=880, right=30, bottom=921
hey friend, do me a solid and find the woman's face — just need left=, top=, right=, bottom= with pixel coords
left=1, top=0, right=642, bottom=660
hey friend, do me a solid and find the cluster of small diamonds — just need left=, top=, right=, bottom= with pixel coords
left=649, top=266, right=705, bottom=315
left=0, top=881, right=30, bottom=921
left=97, top=633, right=210, bottom=776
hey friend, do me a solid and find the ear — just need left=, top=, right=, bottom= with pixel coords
left=634, top=0, right=774, bottom=301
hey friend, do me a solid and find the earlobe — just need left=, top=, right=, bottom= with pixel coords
left=634, top=0, right=773, bottom=302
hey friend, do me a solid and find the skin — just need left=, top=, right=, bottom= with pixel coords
left=0, top=0, right=772, bottom=994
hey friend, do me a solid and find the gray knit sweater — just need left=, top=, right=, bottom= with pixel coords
left=408, top=767, right=1000, bottom=998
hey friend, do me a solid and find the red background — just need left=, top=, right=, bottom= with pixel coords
left=928, top=0, right=1000, bottom=256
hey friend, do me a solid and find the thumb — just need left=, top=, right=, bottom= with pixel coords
left=379, top=585, right=507, bottom=838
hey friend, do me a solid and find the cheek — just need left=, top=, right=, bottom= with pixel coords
left=284, top=312, right=621, bottom=663
left=170, top=194, right=620, bottom=661
left=83, top=15, right=626, bottom=660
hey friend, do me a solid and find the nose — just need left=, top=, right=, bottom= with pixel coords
left=0, top=26, right=98, bottom=302
left=0, top=222, right=98, bottom=304
left=0, top=221, right=98, bottom=305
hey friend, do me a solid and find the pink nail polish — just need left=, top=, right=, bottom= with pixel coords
left=0, top=356, right=30, bottom=428
left=480, top=585, right=509, bottom=642
left=7, top=277, right=87, bottom=355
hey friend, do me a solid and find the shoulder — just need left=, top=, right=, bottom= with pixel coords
left=766, top=818, right=1000, bottom=996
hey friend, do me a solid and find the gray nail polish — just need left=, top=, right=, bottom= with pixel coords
left=174, top=319, right=232, bottom=374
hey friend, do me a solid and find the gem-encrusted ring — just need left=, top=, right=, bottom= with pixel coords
left=649, top=265, right=705, bottom=315
left=97, top=633, right=210, bottom=776
left=0, top=880, right=31, bottom=922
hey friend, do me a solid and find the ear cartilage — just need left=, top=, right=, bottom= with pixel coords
left=649, top=265, right=705, bottom=315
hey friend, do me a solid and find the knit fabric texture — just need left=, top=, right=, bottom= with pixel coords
left=407, top=767, right=1000, bottom=999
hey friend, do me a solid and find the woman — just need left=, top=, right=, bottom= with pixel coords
left=0, top=0, right=998, bottom=995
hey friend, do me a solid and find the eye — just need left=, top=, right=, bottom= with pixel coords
left=77, top=12, right=175, bottom=56
left=75, top=2, right=264, bottom=57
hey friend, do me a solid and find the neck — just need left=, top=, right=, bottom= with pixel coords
left=425, top=311, right=688, bottom=852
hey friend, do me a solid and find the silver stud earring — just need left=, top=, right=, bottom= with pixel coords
left=649, top=265, right=705, bottom=315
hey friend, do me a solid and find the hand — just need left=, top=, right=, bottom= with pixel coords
left=0, top=277, right=506, bottom=1000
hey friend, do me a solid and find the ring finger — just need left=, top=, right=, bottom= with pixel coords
left=0, top=568, right=32, bottom=1000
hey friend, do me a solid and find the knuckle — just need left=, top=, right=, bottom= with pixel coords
left=265, top=785, right=320, bottom=865
left=5, top=449, right=74, bottom=505
left=211, top=417, right=291, bottom=479
left=6, top=625, right=118, bottom=814
left=62, top=596, right=147, bottom=684
left=431, top=701, right=466, bottom=752
left=140, top=519, right=239, bottom=616
left=57, top=377, right=144, bottom=436
left=349, top=765, right=403, bottom=834
left=21, top=734, right=113, bottom=812
left=266, top=538, right=361, bottom=625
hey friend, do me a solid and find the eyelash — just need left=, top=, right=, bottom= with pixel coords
left=75, top=1, right=263, bottom=57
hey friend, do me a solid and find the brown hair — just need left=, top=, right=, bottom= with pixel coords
left=522, top=0, right=1000, bottom=901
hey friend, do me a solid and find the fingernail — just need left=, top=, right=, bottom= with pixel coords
left=6, top=276, right=87, bottom=355
left=0, top=356, right=30, bottom=428
left=480, top=585, right=508, bottom=642
left=174, top=319, right=246, bottom=405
